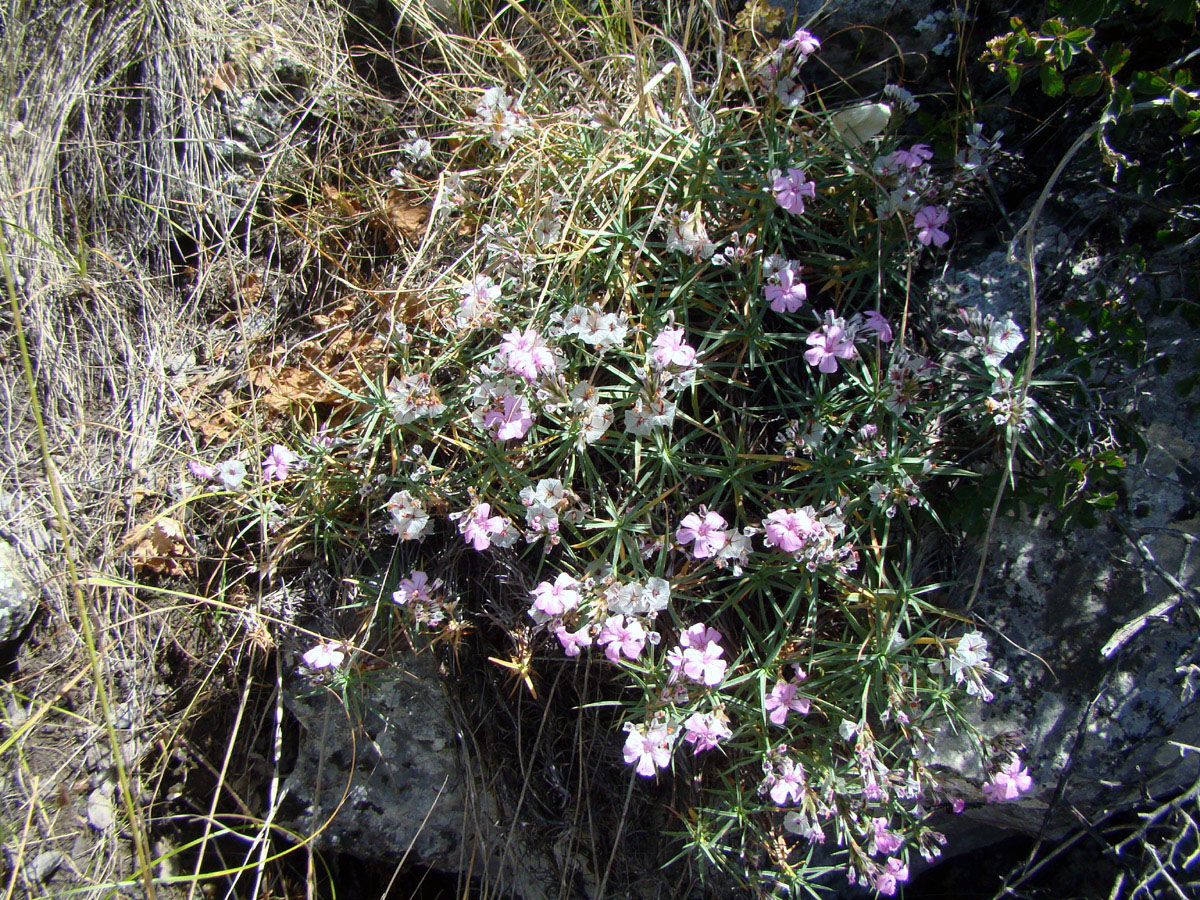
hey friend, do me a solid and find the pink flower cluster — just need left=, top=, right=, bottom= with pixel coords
left=650, top=326, right=696, bottom=369
left=801, top=310, right=894, bottom=374
left=762, top=507, right=822, bottom=553
left=498, top=327, right=556, bottom=381
left=666, top=624, right=728, bottom=687
left=453, top=501, right=516, bottom=551
left=764, top=263, right=807, bottom=313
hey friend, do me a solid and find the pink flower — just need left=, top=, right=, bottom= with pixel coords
left=872, top=817, right=903, bottom=855
left=530, top=573, right=581, bottom=617
left=682, top=711, right=732, bottom=753
left=767, top=757, right=806, bottom=805
left=951, top=798, right=966, bottom=814
left=983, top=757, right=1033, bottom=803
left=499, top=327, right=556, bottom=381
left=772, top=167, right=817, bottom=216
left=458, top=502, right=506, bottom=551
left=623, top=721, right=674, bottom=776
left=189, top=461, right=216, bottom=481
left=762, top=508, right=820, bottom=554
left=681, top=640, right=727, bottom=686
left=679, top=623, right=723, bottom=650
left=555, top=624, right=592, bottom=657
left=861, top=310, right=893, bottom=342
left=781, top=28, right=821, bottom=56
left=874, top=857, right=909, bottom=896
left=804, top=321, right=857, bottom=373
left=675, top=510, right=729, bottom=559
left=262, top=444, right=298, bottom=481
left=893, top=143, right=933, bottom=168
left=914, top=205, right=950, bottom=247
left=765, top=266, right=807, bottom=313
left=597, top=615, right=646, bottom=663
left=393, top=571, right=434, bottom=606
left=459, top=274, right=501, bottom=320
left=483, top=394, right=534, bottom=441
left=301, top=641, right=345, bottom=670
left=765, top=678, right=810, bottom=725
left=650, top=327, right=696, bottom=368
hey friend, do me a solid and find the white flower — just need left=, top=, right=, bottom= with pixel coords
left=664, top=210, right=716, bottom=260
left=883, top=84, right=919, bottom=113
left=400, top=137, right=432, bottom=161
left=216, top=459, right=247, bottom=489
left=301, top=641, right=345, bottom=670
left=386, top=490, right=431, bottom=540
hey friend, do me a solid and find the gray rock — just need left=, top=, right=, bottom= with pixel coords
left=925, top=297, right=1200, bottom=852
left=30, top=849, right=66, bottom=883
left=0, top=538, right=36, bottom=645
left=279, top=652, right=557, bottom=898
left=281, top=653, right=468, bottom=867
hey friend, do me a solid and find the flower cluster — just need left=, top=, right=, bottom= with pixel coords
left=451, top=500, right=519, bottom=551
left=385, top=490, right=432, bottom=540
left=930, top=631, right=1009, bottom=702
left=762, top=505, right=854, bottom=571
left=392, top=570, right=458, bottom=627
left=759, top=27, right=821, bottom=107
left=625, top=324, right=698, bottom=436
left=947, top=306, right=1025, bottom=369
left=663, top=208, right=717, bottom=260
left=474, top=86, right=530, bottom=149
left=387, top=372, right=446, bottom=424
left=518, top=477, right=584, bottom=542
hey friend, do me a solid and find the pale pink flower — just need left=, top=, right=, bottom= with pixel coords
left=682, top=711, right=732, bottom=753
left=681, top=640, right=727, bottom=686
left=483, top=394, right=534, bottom=441
left=893, top=143, right=933, bottom=168
left=262, top=444, right=297, bottom=482
left=861, top=310, right=894, bottom=342
left=499, top=327, right=556, bottom=381
left=765, top=678, right=810, bottom=725
left=874, top=857, right=909, bottom=896
left=623, top=721, right=674, bottom=776
left=650, top=327, right=696, bottom=368
left=530, top=573, right=581, bottom=617
left=781, top=28, right=821, bottom=56
left=675, top=510, right=728, bottom=559
left=914, top=205, right=950, bottom=247
left=872, top=817, right=903, bottom=855
left=983, top=757, right=1033, bottom=802
left=765, top=266, right=807, bottom=313
left=597, top=615, right=646, bottom=662
left=767, top=757, right=806, bottom=805
left=393, top=571, right=434, bottom=606
left=762, top=508, right=820, bottom=554
left=772, top=167, right=817, bottom=216
left=457, top=502, right=506, bottom=551
left=804, top=321, right=857, bottom=373
left=301, top=641, right=345, bottom=670
left=679, top=623, right=723, bottom=650
left=189, top=461, right=216, bottom=481
left=555, top=624, right=592, bottom=657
